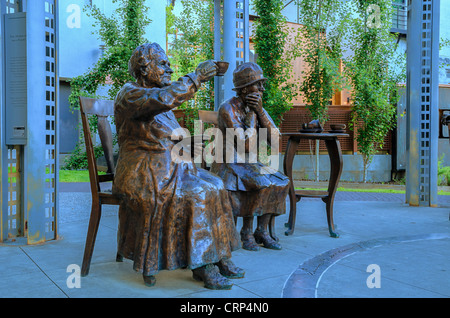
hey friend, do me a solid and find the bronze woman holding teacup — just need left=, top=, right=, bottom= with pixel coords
left=112, top=43, right=243, bottom=290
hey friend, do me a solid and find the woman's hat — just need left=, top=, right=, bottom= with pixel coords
left=232, top=62, right=267, bottom=90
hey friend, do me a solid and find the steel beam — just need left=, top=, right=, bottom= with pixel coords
left=406, top=0, right=440, bottom=206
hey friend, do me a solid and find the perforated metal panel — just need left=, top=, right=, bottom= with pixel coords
left=5, top=0, right=19, bottom=13
left=419, top=1, right=432, bottom=203
left=7, top=146, right=21, bottom=237
left=234, top=0, right=247, bottom=68
left=43, top=0, right=57, bottom=237
left=221, top=0, right=250, bottom=103
left=406, top=0, right=439, bottom=206
left=1, top=0, right=25, bottom=241
left=1, top=0, right=58, bottom=243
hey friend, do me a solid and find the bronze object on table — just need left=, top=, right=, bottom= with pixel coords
left=112, top=43, right=243, bottom=289
left=211, top=62, right=290, bottom=251
left=300, top=119, right=323, bottom=133
left=329, top=123, right=346, bottom=133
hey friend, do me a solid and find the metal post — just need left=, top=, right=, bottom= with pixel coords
left=405, top=0, right=440, bottom=207
left=25, top=0, right=58, bottom=243
left=0, top=0, right=5, bottom=242
left=1, top=0, right=58, bottom=243
left=221, top=0, right=250, bottom=104
left=1, top=0, right=25, bottom=242
left=222, top=0, right=236, bottom=102
left=214, top=0, right=224, bottom=110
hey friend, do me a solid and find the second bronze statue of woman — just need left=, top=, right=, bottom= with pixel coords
left=211, top=62, right=290, bottom=251
left=112, top=43, right=243, bottom=290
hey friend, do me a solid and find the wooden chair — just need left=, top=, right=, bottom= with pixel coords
left=198, top=110, right=278, bottom=242
left=198, top=110, right=218, bottom=170
left=79, top=96, right=121, bottom=277
left=198, top=110, right=218, bottom=126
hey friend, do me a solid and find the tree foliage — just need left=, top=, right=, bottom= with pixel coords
left=343, top=0, right=405, bottom=182
left=252, top=0, right=298, bottom=126
left=63, top=0, right=150, bottom=170
left=167, top=0, right=215, bottom=132
left=68, top=0, right=151, bottom=110
left=296, top=0, right=348, bottom=124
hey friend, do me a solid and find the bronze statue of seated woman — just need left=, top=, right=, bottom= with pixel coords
left=211, top=62, right=290, bottom=251
left=112, top=43, right=244, bottom=289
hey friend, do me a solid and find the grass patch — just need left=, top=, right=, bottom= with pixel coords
left=295, top=187, right=450, bottom=196
left=57, top=170, right=450, bottom=195
left=59, top=170, right=105, bottom=183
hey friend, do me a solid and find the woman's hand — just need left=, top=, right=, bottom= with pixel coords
left=195, top=60, right=218, bottom=83
left=245, top=92, right=263, bottom=113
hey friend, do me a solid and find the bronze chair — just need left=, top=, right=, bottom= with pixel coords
left=198, top=110, right=218, bottom=170
left=79, top=96, right=121, bottom=277
left=198, top=110, right=219, bottom=126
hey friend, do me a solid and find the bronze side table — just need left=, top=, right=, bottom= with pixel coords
left=282, top=132, right=348, bottom=238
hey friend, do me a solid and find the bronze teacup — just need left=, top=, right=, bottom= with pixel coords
left=215, top=61, right=229, bottom=76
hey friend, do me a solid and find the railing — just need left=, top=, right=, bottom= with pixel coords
left=392, top=1, right=407, bottom=33
left=279, top=105, right=392, bottom=154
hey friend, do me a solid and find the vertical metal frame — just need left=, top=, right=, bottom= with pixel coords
left=0, top=0, right=57, bottom=243
left=406, top=0, right=440, bottom=206
left=1, top=0, right=6, bottom=242
left=221, top=0, right=250, bottom=103
left=214, top=0, right=224, bottom=110
left=23, top=0, right=58, bottom=243
left=1, top=0, right=25, bottom=242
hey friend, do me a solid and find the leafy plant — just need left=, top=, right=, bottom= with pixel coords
left=438, top=155, right=450, bottom=186
left=252, top=0, right=298, bottom=126
left=68, top=0, right=150, bottom=109
left=64, top=0, right=150, bottom=169
left=343, top=0, right=405, bottom=182
left=167, top=0, right=215, bottom=133
left=296, top=0, right=348, bottom=124
left=62, top=142, right=104, bottom=170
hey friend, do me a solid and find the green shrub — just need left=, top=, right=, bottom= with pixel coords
left=438, top=157, right=450, bottom=186
left=62, top=141, right=104, bottom=170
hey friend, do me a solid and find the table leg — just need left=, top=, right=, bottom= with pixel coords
left=324, top=139, right=343, bottom=238
left=283, top=137, right=300, bottom=236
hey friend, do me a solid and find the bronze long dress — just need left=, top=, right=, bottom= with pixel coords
left=112, top=76, right=240, bottom=277
left=210, top=97, right=290, bottom=218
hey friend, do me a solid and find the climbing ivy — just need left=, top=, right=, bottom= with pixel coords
left=167, top=0, right=215, bottom=133
left=63, top=0, right=150, bottom=170
left=68, top=0, right=151, bottom=111
left=296, top=0, right=348, bottom=124
left=344, top=0, right=405, bottom=182
left=252, top=0, right=298, bottom=126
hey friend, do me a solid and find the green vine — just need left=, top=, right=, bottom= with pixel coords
left=252, top=0, right=298, bottom=126
left=68, top=0, right=151, bottom=111
left=64, top=0, right=150, bottom=170
left=344, top=0, right=405, bottom=182
left=167, top=1, right=215, bottom=133
left=296, top=0, right=348, bottom=124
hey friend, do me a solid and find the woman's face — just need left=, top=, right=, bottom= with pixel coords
left=144, top=51, right=174, bottom=87
left=240, top=80, right=265, bottom=99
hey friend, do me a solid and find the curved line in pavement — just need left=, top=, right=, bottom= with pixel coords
left=282, top=233, right=450, bottom=298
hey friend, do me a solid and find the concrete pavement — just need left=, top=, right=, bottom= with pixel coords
left=0, top=182, right=449, bottom=300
